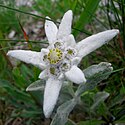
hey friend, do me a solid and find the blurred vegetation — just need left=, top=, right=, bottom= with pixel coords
left=0, top=0, right=125, bottom=125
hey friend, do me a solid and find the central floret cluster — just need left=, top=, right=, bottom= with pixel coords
left=47, top=48, right=63, bottom=64
left=42, top=41, right=77, bottom=78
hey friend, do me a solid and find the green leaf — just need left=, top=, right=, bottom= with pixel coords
left=70, top=0, right=77, bottom=12
left=26, top=80, right=45, bottom=91
left=0, top=4, right=46, bottom=20
left=73, top=0, right=100, bottom=36
left=90, top=91, right=109, bottom=110
left=11, top=109, right=42, bottom=118
left=12, top=67, right=26, bottom=88
left=50, top=98, right=77, bottom=125
left=115, top=119, right=125, bottom=123
left=20, top=110, right=42, bottom=118
left=75, top=62, right=113, bottom=97
left=20, top=64, right=34, bottom=78
left=29, top=90, right=44, bottom=106
left=0, top=79, right=34, bottom=106
left=83, top=62, right=113, bottom=79
left=58, top=81, right=75, bottom=105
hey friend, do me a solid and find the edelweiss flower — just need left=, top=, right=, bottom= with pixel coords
left=7, top=10, right=119, bottom=118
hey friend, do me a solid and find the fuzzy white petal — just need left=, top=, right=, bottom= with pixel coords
left=57, top=10, right=73, bottom=39
left=71, top=57, right=81, bottom=66
left=65, top=66, right=86, bottom=84
left=76, top=29, right=119, bottom=59
left=39, top=69, right=48, bottom=80
left=41, top=48, right=49, bottom=59
left=45, top=16, right=58, bottom=44
left=58, top=73, right=65, bottom=80
left=41, top=48, right=49, bottom=54
left=63, top=34, right=76, bottom=47
left=43, top=78, right=62, bottom=118
left=40, top=48, right=49, bottom=65
left=7, top=50, right=45, bottom=68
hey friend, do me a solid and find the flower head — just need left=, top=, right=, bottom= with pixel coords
left=7, top=10, right=119, bottom=118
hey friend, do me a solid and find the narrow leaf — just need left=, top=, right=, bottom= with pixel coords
left=50, top=99, right=77, bottom=125
left=75, top=62, right=113, bottom=97
left=0, top=79, right=34, bottom=105
left=91, top=91, right=109, bottom=110
left=83, top=62, right=113, bottom=79
left=58, top=82, right=75, bottom=105
left=73, top=0, right=100, bottom=36
left=26, top=80, right=45, bottom=91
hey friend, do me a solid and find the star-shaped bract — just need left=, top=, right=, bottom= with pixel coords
left=7, top=10, right=119, bottom=118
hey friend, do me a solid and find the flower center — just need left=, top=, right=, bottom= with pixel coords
left=47, top=48, right=63, bottom=64
left=50, top=67, right=55, bottom=74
